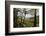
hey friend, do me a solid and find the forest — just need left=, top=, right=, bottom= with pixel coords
left=13, top=8, right=39, bottom=27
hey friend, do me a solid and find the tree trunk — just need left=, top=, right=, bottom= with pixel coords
left=33, top=9, right=36, bottom=27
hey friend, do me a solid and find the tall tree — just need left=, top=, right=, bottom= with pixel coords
left=17, top=8, right=24, bottom=27
left=14, top=8, right=20, bottom=27
left=23, top=8, right=27, bottom=26
left=34, top=9, right=36, bottom=27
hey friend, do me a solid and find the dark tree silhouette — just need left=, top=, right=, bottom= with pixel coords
left=14, top=8, right=22, bottom=27
left=14, top=8, right=18, bottom=27
left=33, top=9, right=36, bottom=27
